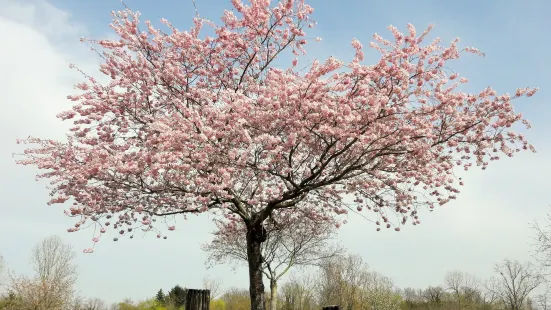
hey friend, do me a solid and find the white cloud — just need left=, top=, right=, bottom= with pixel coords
left=0, top=0, right=83, bottom=39
left=0, top=3, right=239, bottom=304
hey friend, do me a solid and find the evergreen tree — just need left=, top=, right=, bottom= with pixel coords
left=168, top=285, right=187, bottom=308
left=155, top=289, right=165, bottom=304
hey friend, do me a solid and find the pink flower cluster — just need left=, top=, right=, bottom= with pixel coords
left=15, top=0, right=537, bottom=250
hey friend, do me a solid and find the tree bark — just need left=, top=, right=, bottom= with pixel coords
left=270, top=279, right=278, bottom=310
left=247, top=222, right=266, bottom=310
left=185, top=289, right=210, bottom=310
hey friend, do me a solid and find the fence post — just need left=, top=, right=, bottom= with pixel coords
left=185, top=289, right=211, bottom=310
left=322, top=306, right=340, bottom=310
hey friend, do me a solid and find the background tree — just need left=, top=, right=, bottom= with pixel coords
left=15, top=0, right=539, bottom=308
left=485, top=259, right=544, bottom=310
left=32, top=235, right=77, bottom=305
left=532, top=206, right=551, bottom=274
left=165, top=285, right=186, bottom=309
left=421, top=286, right=448, bottom=309
left=210, top=298, right=227, bottom=310
left=113, top=299, right=134, bottom=310
left=316, top=254, right=400, bottom=309
left=71, top=296, right=108, bottom=310
left=203, top=276, right=223, bottom=300
left=155, top=289, right=165, bottom=304
left=204, top=210, right=341, bottom=310
left=400, top=287, right=424, bottom=310
left=7, top=235, right=77, bottom=310
left=534, top=284, right=551, bottom=310
left=316, top=254, right=365, bottom=308
left=279, top=273, right=318, bottom=310
left=400, top=278, right=498, bottom=310
left=444, top=270, right=480, bottom=309
left=84, top=297, right=108, bottom=310
left=530, top=207, right=551, bottom=309
left=359, top=271, right=401, bottom=310
left=222, top=288, right=251, bottom=310
left=113, top=298, right=137, bottom=310
left=0, top=292, right=24, bottom=310
left=112, top=298, right=165, bottom=310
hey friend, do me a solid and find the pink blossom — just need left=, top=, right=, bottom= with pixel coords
left=14, top=2, right=537, bottom=300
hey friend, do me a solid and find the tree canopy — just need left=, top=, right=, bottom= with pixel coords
left=15, top=0, right=539, bottom=309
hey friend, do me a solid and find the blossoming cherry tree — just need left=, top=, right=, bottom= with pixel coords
left=16, top=0, right=538, bottom=309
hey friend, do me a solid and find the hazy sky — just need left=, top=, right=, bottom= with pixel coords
left=1, top=0, right=550, bottom=305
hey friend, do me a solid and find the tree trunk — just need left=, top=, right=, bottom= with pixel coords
left=270, top=279, right=278, bottom=310
left=247, top=222, right=266, bottom=310
left=185, top=289, right=210, bottom=310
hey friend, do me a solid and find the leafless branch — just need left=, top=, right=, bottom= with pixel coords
left=485, top=259, right=544, bottom=310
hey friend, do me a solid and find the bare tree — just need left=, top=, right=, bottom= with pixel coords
left=535, top=285, right=551, bottom=310
left=444, top=271, right=481, bottom=309
left=70, top=296, right=107, bottom=310
left=280, top=273, right=318, bottom=310
left=203, top=276, right=223, bottom=299
left=316, top=254, right=366, bottom=309
left=8, top=236, right=77, bottom=310
left=316, top=254, right=399, bottom=310
left=486, top=259, right=544, bottom=310
left=422, top=286, right=447, bottom=309
left=532, top=207, right=551, bottom=275
left=82, top=298, right=107, bottom=310
left=401, top=287, right=424, bottom=310
left=360, top=271, right=400, bottom=310
left=530, top=208, right=551, bottom=310
left=203, top=212, right=342, bottom=310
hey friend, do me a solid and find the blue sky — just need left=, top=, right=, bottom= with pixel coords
left=1, top=0, right=550, bottom=305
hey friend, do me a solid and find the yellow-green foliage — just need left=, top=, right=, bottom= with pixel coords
left=117, top=298, right=172, bottom=310
left=221, top=289, right=251, bottom=310
left=210, top=298, right=226, bottom=310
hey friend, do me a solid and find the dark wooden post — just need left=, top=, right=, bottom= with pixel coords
left=185, top=289, right=210, bottom=310
left=322, top=306, right=340, bottom=310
